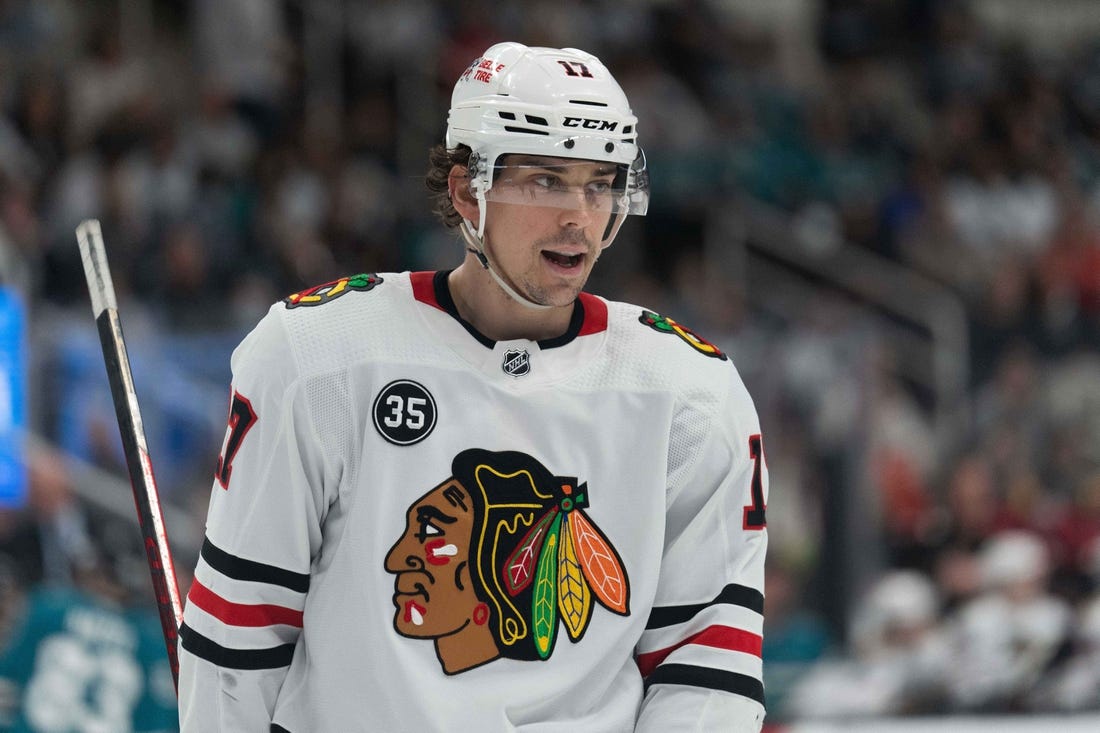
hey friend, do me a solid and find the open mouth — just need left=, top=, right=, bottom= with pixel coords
left=542, top=251, right=584, bottom=269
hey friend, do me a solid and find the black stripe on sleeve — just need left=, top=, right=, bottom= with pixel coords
left=201, top=537, right=311, bottom=593
left=646, top=583, right=764, bottom=630
left=180, top=623, right=297, bottom=670
left=644, top=663, right=766, bottom=706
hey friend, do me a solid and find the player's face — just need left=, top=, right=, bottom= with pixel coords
left=482, top=156, right=616, bottom=307
left=384, top=479, right=480, bottom=638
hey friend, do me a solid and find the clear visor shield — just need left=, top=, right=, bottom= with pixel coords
left=481, top=152, right=649, bottom=217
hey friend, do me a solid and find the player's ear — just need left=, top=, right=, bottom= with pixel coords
left=449, top=165, right=480, bottom=222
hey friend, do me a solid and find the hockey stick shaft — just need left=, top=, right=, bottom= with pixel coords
left=75, top=219, right=183, bottom=691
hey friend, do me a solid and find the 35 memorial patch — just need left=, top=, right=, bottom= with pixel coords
left=639, top=310, right=727, bottom=360
left=284, top=273, right=382, bottom=308
left=372, top=380, right=437, bottom=446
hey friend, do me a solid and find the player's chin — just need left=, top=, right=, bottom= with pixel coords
left=531, top=283, right=585, bottom=308
left=538, top=263, right=593, bottom=300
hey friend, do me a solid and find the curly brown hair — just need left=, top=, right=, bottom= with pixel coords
left=425, top=143, right=472, bottom=228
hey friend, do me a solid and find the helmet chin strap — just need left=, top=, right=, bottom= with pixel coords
left=459, top=202, right=554, bottom=311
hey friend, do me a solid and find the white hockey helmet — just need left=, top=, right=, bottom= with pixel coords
left=980, top=530, right=1049, bottom=589
left=446, top=42, right=649, bottom=249
left=851, top=570, right=939, bottom=653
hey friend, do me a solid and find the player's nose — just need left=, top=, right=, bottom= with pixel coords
left=557, top=198, right=594, bottom=227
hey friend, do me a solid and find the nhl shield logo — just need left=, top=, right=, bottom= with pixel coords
left=502, top=348, right=531, bottom=377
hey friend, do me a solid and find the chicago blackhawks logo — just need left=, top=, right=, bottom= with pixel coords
left=283, top=273, right=382, bottom=308
left=384, top=449, right=629, bottom=675
left=639, top=309, right=727, bottom=360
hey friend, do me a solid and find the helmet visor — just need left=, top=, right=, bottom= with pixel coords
left=480, top=153, right=649, bottom=216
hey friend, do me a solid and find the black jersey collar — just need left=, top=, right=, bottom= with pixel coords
left=411, top=270, right=605, bottom=350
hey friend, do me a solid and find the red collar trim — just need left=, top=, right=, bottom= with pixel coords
left=577, top=292, right=608, bottom=336
left=410, top=271, right=444, bottom=311
left=411, top=270, right=609, bottom=342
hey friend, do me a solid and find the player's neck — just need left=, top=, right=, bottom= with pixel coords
left=448, top=261, right=574, bottom=342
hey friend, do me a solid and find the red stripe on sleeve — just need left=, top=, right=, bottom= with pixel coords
left=636, top=625, right=762, bottom=677
left=187, top=579, right=304, bottom=628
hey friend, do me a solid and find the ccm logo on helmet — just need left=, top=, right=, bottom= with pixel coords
left=563, top=117, right=618, bottom=131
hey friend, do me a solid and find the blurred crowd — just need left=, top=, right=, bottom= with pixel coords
left=1, top=0, right=1100, bottom=727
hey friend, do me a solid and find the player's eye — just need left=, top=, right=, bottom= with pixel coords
left=531, top=174, right=563, bottom=190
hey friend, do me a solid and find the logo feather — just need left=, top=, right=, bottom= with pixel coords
left=532, top=513, right=563, bottom=659
left=570, top=510, right=629, bottom=614
left=557, top=516, right=593, bottom=640
left=502, top=508, right=557, bottom=596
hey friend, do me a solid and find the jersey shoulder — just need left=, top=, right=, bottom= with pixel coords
left=234, top=271, right=414, bottom=381
left=282, top=272, right=387, bottom=310
left=598, top=298, right=763, bottom=449
left=601, top=297, right=732, bottom=369
left=599, top=297, right=750, bottom=410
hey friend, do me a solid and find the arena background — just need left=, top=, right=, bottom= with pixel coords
left=2, top=0, right=1100, bottom=730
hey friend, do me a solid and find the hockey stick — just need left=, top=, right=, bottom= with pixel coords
left=75, top=219, right=183, bottom=691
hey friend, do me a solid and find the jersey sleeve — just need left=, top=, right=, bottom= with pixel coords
left=178, top=306, right=330, bottom=731
left=634, top=366, right=768, bottom=732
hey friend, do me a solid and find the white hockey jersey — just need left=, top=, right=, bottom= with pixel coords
left=178, top=270, right=768, bottom=732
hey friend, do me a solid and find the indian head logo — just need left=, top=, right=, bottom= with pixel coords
left=385, top=449, right=629, bottom=675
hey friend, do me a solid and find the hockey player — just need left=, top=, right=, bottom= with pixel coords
left=178, top=42, right=768, bottom=732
